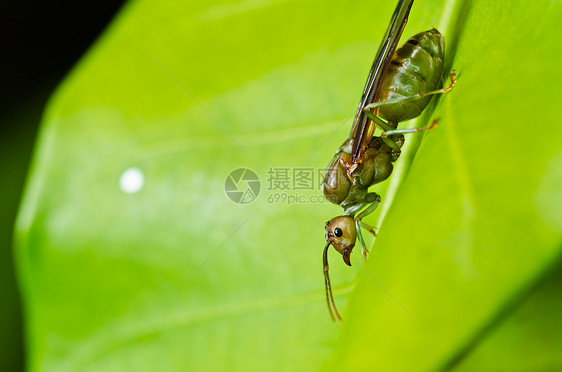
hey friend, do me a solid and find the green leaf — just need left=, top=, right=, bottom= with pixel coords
left=15, top=0, right=562, bottom=371
left=454, top=262, right=562, bottom=372
left=332, top=0, right=562, bottom=370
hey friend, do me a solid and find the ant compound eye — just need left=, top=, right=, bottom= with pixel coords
left=334, top=227, right=343, bottom=237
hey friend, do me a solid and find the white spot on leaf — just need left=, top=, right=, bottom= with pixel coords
left=119, top=167, right=144, bottom=194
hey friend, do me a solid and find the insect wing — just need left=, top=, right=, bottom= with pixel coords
left=350, top=0, right=414, bottom=162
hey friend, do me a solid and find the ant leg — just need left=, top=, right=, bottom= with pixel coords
left=358, top=221, right=377, bottom=237
left=365, top=107, right=439, bottom=149
left=382, top=118, right=439, bottom=137
left=363, top=70, right=456, bottom=146
left=365, top=70, right=457, bottom=112
left=352, top=193, right=381, bottom=260
left=422, top=69, right=457, bottom=95
left=355, top=220, right=369, bottom=261
left=363, top=110, right=395, bottom=132
left=363, top=111, right=401, bottom=152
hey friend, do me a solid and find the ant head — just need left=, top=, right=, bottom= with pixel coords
left=324, top=216, right=356, bottom=266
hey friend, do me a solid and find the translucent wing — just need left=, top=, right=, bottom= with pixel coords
left=350, top=0, right=414, bottom=163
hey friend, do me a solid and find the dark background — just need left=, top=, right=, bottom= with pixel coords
left=0, top=1, right=126, bottom=369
